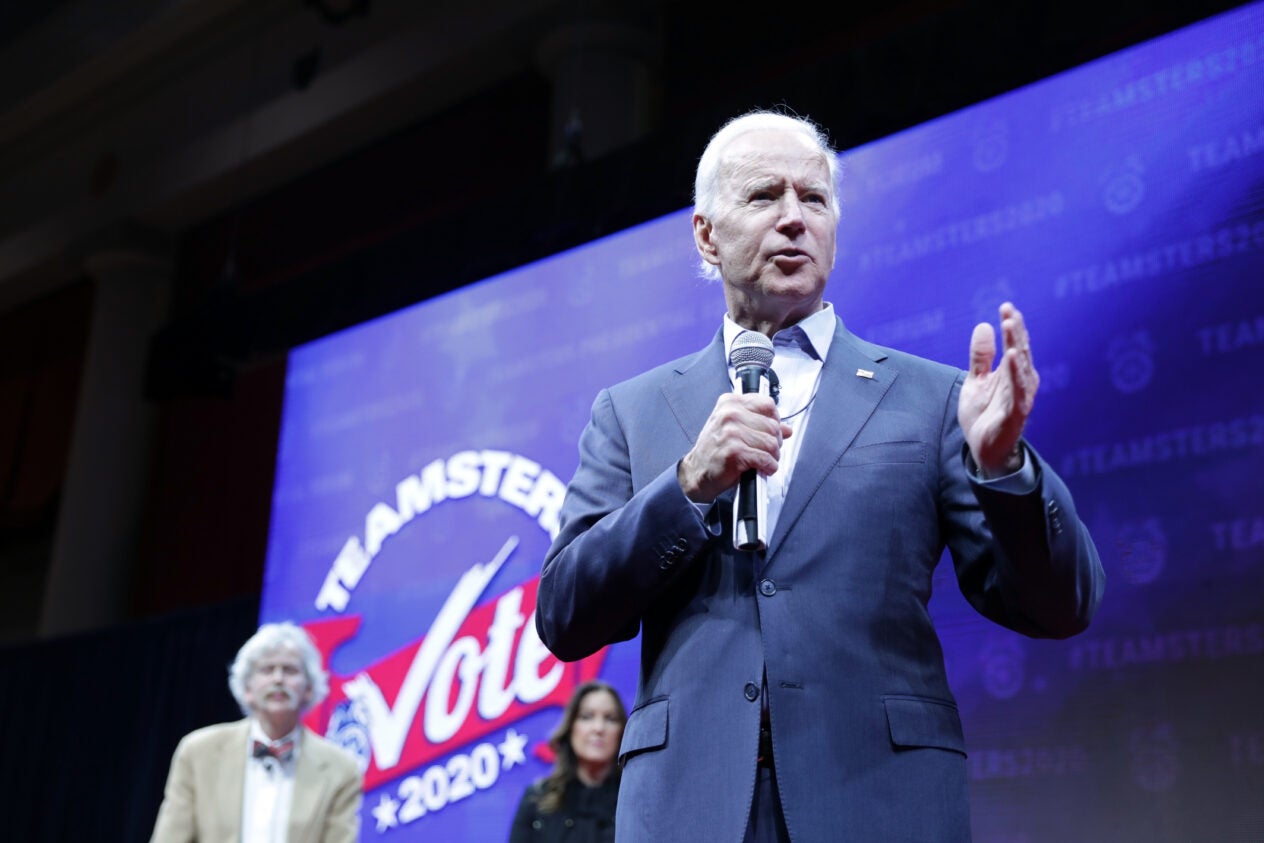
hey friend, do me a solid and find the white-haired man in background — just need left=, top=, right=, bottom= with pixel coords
left=151, top=622, right=362, bottom=842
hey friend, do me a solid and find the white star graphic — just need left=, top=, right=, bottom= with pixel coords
left=371, top=792, right=400, bottom=832
left=498, top=727, right=529, bottom=770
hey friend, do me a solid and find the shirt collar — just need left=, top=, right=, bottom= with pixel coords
left=723, top=302, right=836, bottom=363
left=248, top=719, right=302, bottom=759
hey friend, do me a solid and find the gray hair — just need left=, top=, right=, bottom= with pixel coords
left=693, top=109, right=841, bottom=280
left=228, top=621, right=330, bottom=716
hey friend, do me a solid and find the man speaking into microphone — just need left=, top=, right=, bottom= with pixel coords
left=536, top=109, right=1104, bottom=843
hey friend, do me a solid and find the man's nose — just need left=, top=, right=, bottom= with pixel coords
left=776, top=195, right=807, bottom=232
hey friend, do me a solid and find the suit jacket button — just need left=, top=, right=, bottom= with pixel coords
left=759, top=579, right=776, bottom=596
left=744, top=682, right=760, bottom=702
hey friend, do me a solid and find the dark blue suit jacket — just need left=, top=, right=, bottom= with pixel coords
left=537, top=319, right=1104, bottom=843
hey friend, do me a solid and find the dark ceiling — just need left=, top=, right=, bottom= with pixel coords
left=144, top=0, right=1249, bottom=398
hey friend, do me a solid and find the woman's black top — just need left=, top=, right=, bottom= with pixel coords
left=508, top=775, right=619, bottom=843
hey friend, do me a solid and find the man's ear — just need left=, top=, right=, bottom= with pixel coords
left=693, top=213, right=720, bottom=266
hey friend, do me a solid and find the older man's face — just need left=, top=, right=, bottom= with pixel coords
left=243, top=646, right=312, bottom=718
left=694, top=129, right=837, bottom=331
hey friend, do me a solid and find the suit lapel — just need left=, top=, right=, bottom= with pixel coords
left=662, top=329, right=730, bottom=446
left=766, top=321, right=894, bottom=562
left=289, top=728, right=323, bottom=841
left=657, top=323, right=897, bottom=565
left=215, top=720, right=249, bottom=841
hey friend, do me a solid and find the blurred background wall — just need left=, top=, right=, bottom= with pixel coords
left=0, top=0, right=1244, bottom=643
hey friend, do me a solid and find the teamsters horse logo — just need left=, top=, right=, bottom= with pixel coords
left=296, top=450, right=609, bottom=834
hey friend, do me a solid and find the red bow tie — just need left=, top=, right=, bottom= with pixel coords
left=252, top=739, right=294, bottom=763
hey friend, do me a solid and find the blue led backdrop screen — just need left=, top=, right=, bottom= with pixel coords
left=262, top=4, right=1264, bottom=840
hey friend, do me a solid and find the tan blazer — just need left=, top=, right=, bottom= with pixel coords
left=150, top=719, right=362, bottom=843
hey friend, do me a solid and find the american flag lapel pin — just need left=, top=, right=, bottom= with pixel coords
left=856, top=368, right=875, bottom=379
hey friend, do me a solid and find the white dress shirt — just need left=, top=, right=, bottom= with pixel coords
left=242, top=721, right=300, bottom=843
left=723, top=305, right=835, bottom=541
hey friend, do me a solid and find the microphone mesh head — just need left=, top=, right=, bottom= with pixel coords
left=729, top=330, right=774, bottom=369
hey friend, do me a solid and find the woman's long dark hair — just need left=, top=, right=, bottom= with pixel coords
left=536, top=680, right=627, bottom=813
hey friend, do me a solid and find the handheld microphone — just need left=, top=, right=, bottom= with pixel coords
left=729, top=331, right=775, bottom=551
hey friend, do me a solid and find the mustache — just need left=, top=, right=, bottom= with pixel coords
left=262, top=685, right=300, bottom=705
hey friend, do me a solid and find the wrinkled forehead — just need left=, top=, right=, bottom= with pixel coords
left=716, top=129, right=832, bottom=188
left=253, top=644, right=305, bottom=670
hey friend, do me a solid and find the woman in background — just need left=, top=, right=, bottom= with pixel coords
left=510, top=680, right=626, bottom=842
